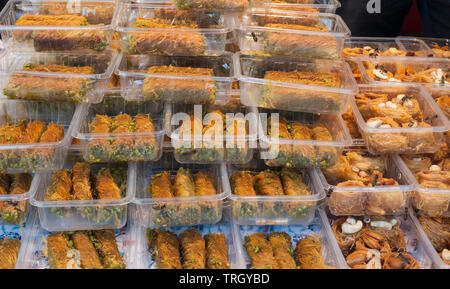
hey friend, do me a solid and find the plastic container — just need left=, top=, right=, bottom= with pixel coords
left=344, top=37, right=434, bottom=60
left=318, top=150, right=413, bottom=216
left=116, top=3, right=237, bottom=56
left=409, top=209, right=450, bottom=269
left=266, top=0, right=341, bottom=13
left=238, top=10, right=350, bottom=59
left=169, top=96, right=258, bottom=164
left=321, top=209, right=433, bottom=269
left=236, top=53, right=358, bottom=114
left=421, top=37, right=450, bottom=58
left=0, top=173, right=36, bottom=225
left=30, top=154, right=135, bottom=231
left=0, top=100, right=84, bottom=173
left=351, top=83, right=450, bottom=155
left=133, top=208, right=240, bottom=268
left=133, top=152, right=229, bottom=227
left=16, top=208, right=136, bottom=269
left=395, top=154, right=450, bottom=218
left=75, top=94, right=167, bottom=163
left=0, top=49, right=119, bottom=103
left=226, top=158, right=325, bottom=225
left=232, top=208, right=343, bottom=268
left=117, top=52, right=235, bottom=103
left=358, top=57, right=450, bottom=88
left=259, top=109, right=352, bottom=168
left=0, top=0, right=116, bottom=52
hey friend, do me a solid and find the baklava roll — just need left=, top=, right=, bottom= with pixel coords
left=88, top=115, right=112, bottom=162
left=134, top=114, right=156, bottom=161
left=48, top=232, right=78, bottom=269
left=95, top=168, right=121, bottom=199
left=92, top=230, right=125, bottom=269
left=290, top=122, right=316, bottom=167
left=280, top=168, right=310, bottom=196
left=205, top=233, right=229, bottom=269
left=109, top=114, right=134, bottom=161
left=253, top=171, right=284, bottom=196
left=179, top=228, right=206, bottom=269
left=8, top=121, right=45, bottom=169
left=194, top=171, right=216, bottom=196
left=72, top=231, right=102, bottom=269
left=1, top=174, right=32, bottom=223
left=147, top=229, right=182, bottom=269
left=173, top=168, right=195, bottom=197
left=231, top=171, right=256, bottom=196
left=150, top=171, right=173, bottom=199
left=244, top=233, right=277, bottom=269
left=0, top=174, right=11, bottom=211
left=0, top=238, right=21, bottom=269
left=268, top=232, right=296, bottom=269
left=266, top=116, right=292, bottom=167
left=45, top=169, right=73, bottom=201
left=311, top=124, right=337, bottom=167
left=31, top=123, right=64, bottom=169
left=72, top=162, right=93, bottom=200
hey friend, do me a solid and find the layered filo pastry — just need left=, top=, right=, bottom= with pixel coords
left=402, top=144, right=450, bottom=217
left=355, top=90, right=440, bottom=154
left=324, top=151, right=406, bottom=216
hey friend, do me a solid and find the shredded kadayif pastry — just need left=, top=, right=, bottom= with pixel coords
left=294, top=234, right=333, bottom=269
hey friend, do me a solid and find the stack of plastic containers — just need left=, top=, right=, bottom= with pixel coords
left=336, top=36, right=450, bottom=269
left=0, top=0, right=125, bottom=268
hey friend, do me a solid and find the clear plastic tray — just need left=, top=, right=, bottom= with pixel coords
left=133, top=208, right=240, bottom=268
left=116, top=3, right=237, bottom=55
left=30, top=154, right=135, bottom=231
left=409, top=209, right=450, bottom=269
left=133, top=152, right=229, bottom=227
left=232, top=208, right=343, bottom=268
left=428, top=87, right=450, bottom=121
left=169, top=97, right=258, bottom=164
left=238, top=10, right=350, bottom=59
left=421, top=37, right=450, bottom=59
left=0, top=100, right=84, bottom=173
left=318, top=150, right=413, bottom=216
left=0, top=173, right=35, bottom=225
left=117, top=52, right=235, bottom=103
left=75, top=95, right=167, bottom=163
left=16, top=208, right=136, bottom=269
left=226, top=159, right=326, bottom=225
left=0, top=49, right=119, bottom=103
left=236, top=53, right=358, bottom=114
left=358, top=57, right=450, bottom=88
left=259, top=110, right=352, bottom=168
left=351, top=83, right=450, bottom=154
left=320, top=209, right=433, bottom=269
left=266, top=0, right=341, bottom=13
left=395, top=154, right=450, bottom=218
left=344, top=37, right=434, bottom=60
left=0, top=0, right=117, bottom=52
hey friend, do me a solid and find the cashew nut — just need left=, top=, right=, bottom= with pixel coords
left=429, top=165, right=441, bottom=171
left=342, top=219, right=363, bottom=234
left=366, top=119, right=383, bottom=128
left=365, top=249, right=382, bottom=269
left=442, top=249, right=450, bottom=261
left=379, top=124, right=392, bottom=129
left=370, top=220, right=393, bottom=230
left=346, top=217, right=356, bottom=225
left=373, top=69, right=388, bottom=80
left=388, top=77, right=401, bottom=82
left=378, top=102, right=386, bottom=108
left=396, top=94, right=406, bottom=104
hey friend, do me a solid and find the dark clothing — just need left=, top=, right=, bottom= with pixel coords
left=417, top=0, right=450, bottom=38
left=337, top=0, right=450, bottom=38
left=337, top=0, right=413, bottom=37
